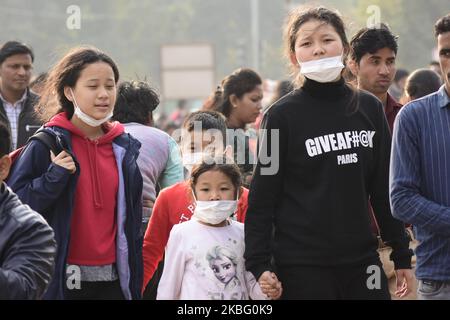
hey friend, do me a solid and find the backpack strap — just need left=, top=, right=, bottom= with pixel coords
left=7, top=130, right=63, bottom=182
left=28, top=130, right=63, bottom=156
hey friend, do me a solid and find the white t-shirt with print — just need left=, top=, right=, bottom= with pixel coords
left=157, top=219, right=267, bottom=300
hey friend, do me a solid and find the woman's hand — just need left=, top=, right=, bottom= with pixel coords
left=50, top=150, right=76, bottom=174
left=259, top=271, right=283, bottom=300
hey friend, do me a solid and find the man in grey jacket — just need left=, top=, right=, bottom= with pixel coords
left=0, top=122, right=56, bottom=299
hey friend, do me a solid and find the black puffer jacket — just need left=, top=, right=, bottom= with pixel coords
left=0, top=182, right=56, bottom=299
left=0, top=89, right=41, bottom=149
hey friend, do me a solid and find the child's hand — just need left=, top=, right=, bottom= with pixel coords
left=270, top=279, right=283, bottom=300
left=258, top=271, right=283, bottom=300
left=260, top=279, right=282, bottom=300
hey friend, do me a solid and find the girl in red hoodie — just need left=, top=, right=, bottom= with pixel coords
left=7, top=47, right=143, bottom=300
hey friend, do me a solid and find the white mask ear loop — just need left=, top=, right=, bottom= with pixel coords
left=229, top=188, right=239, bottom=221
left=69, top=88, right=113, bottom=127
left=70, top=88, right=79, bottom=108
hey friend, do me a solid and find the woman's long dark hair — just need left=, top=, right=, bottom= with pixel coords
left=36, top=46, right=119, bottom=122
left=213, top=68, right=262, bottom=118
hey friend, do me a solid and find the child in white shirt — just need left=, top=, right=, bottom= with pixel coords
left=157, top=156, right=282, bottom=300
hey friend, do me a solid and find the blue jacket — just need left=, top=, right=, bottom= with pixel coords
left=7, top=126, right=143, bottom=300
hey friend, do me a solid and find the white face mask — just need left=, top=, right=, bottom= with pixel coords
left=70, top=88, right=113, bottom=127
left=182, top=152, right=206, bottom=176
left=298, top=54, right=344, bottom=83
left=192, top=191, right=238, bottom=225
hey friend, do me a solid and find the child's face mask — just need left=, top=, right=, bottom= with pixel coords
left=192, top=191, right=238, bottom=225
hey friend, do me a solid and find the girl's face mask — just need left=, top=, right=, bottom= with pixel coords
left=70, top=88, right=113, bottom=127
left=298, top=54, right=344, bottom=83
left=192, top=190, right=239, bottom=225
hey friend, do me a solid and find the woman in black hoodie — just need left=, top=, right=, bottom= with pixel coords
left=244, top=6, right=414, bottom=300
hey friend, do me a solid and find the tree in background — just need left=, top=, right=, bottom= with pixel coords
left=0, top=0, right=448, bottom=91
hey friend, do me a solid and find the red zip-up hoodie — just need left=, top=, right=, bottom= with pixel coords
left=46, top=113, right=125, bottom=265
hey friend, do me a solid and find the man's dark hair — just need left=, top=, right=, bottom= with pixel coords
left=430, top=61, right=440, bottom=67
left=113, top=81, right=160, bottom=125
left=30, top=72, right=48, bottom=89
left=0, top=122, right=11, bottom=156
left=183, top=111, right=227, bottom=145
left=405, top=68, right=442, bottom=100
left=0, top=41, right=34, bottom=65
left=350, top=23, right=398, bottom=64
left=394, top=69, right=409, bottom=82
left=435, top=14, right=450, bottom=37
